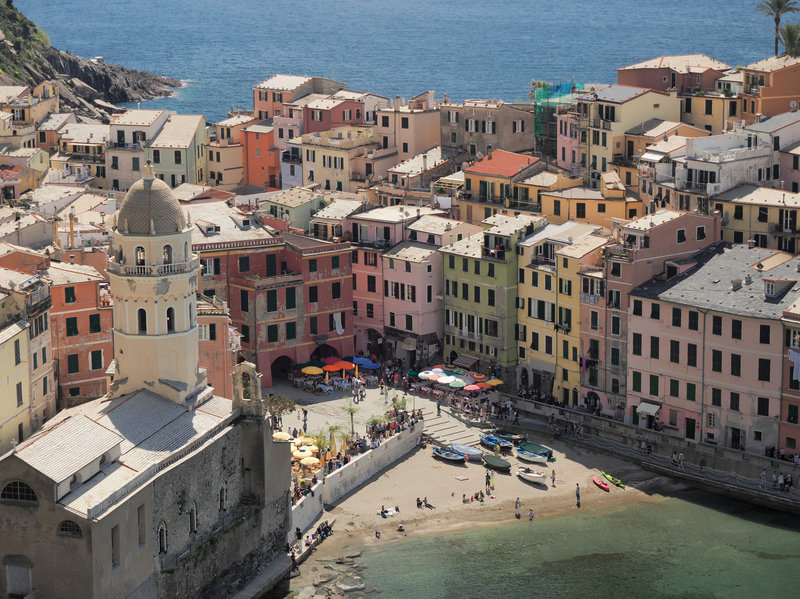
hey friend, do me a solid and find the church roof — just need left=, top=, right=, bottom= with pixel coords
left=117, top=172, right=186, bottom=235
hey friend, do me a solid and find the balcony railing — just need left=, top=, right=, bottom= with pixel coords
left=107, top=258, right=199, bottom=277
left=64, top=151, right=105, bottom=163
left=590, top=119, right=613, bottom=131
left=106, top=141, right=144, bottom=151
left=281, top=151, right=302, bottom=164
left=229, top=272, right=303, bottom=289
left=26, top=295, right=52, bottom=317
left=481, top=246, right=507, bottom=261
left=445, top=325, right=481, bottom=342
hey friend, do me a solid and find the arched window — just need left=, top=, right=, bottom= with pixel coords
left=57, top=520, right=82, bottom=538
left=166, top=307, right=175, bottom=333
left=157, top=521, right=168, bottom=554
left=135, top=246, right=146, bottom=266
left=137, top=308, right=147, bottom=334
left=162, top=244, right=173, bottom=264
left=241, top=372, right=251, bottom=400
left=188, top=502, right=197, bottom=534
left=0, top=481, right=37, bottom=504
left=116, top=247, right=124, bottom=264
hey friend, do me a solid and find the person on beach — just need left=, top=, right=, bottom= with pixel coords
left=773, top=471, right=778, bottom=489
left=485, top=471, right=491, bottom=492
left=575, top=483, right=581, bottom=507
left=529, top=508, right=534, bottom=521
left=760, top=470, right=767, bottom=489
left=490, top=474, right=495, bottom=490
left=515, top=497, right=521, bottom=518
left=551, top=470, right=556, bottom=487
left=375, top=530, right=381, bottom=539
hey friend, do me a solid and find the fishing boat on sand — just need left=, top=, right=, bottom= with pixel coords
left=602, top=471, right=625, bottom=488
left=450, top=443, right=483, bottom=462
left=494, top=430, right=524, bottom=444
left=593, top=475, right=610, bottom=491
left=482, top=454, right=511, bottom=472
left=517, top=466, right=547, bottom=484
left=432, top=446, right=467, bottom=463
left=516, top=448, right=549, bottom=465
left=518, top=442, right=555, bottom=461
left=479, top=434, right=513, bottom=451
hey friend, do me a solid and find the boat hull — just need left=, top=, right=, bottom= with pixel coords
left=482, top=454, right=511, bottom=472
left=480, top=435, right=513, bottom=451
left=516, top=449, right=548, bottom=465
left=593, top=475, right=610, bottom=491
left=517, top=466, right=547, bottom=483
left=450, top=443, right=483, bottom=462
left=432, top=447, right=466, bottom=463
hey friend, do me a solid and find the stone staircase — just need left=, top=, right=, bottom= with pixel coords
left=420, top=406, right=485, bottom=448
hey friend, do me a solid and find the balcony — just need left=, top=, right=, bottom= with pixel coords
left=351, top=172, right=367, bottom=182
left=25, top=295, right=52, bottom=318
left=445, top=324, right=481, bottom=342
left=107, top=258, right=199, bottom=277
left=106, top=141, right=144, bottom=151
left=230, top=271, right=303, bottom=290
left=64, top=151, right=105, bottom=164
left=590, top=119, right=613, bottom=131
left=281, top=151, right=301, bottom=164
left=481, top=245, right=507, bottom=261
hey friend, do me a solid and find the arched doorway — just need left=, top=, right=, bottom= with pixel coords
left=310, top=344, right=338, bottom=361
left=366, top=329, right=385, bottom=361
left=449, top=350, right=458, bottom=364
left=270, top=355, right=293, bottom=381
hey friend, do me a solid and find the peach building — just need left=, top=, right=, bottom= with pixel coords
left=206, top=114, right=255, bottom=190
left=617, top=54, right=730, bottom=94
left=242, top=120, right=280, bottom=190
left=197, top=294, right=237, bottom=400
left=739, top=55, right=800, bottom=124
left=252, top=74, right=345, bottom=121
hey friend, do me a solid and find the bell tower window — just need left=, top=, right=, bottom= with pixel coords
left=162, top=245, right=173, bottom=264
left=138, top=308, right=147, bottom=334
left=135, top=246, right=145, bottom=266
left=166, top=307, right=175, bottom=333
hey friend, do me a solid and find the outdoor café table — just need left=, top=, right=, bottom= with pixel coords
left=317, top=384, right=333, bottom=394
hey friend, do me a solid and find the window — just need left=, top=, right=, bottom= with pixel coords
left=687, top=343, right=697, bottom=367
left=174, top=150, right=182, bottom=164
left=760, top=324, right=770, bottom=344
left=16, top=382, right=22, bottom=406
left=241, top=289, right=249, bottom=312
left=286, top=321, right=296, bottom=340
left=632, top=371, right=642, bottom=393
left=632, top=333, right=642, bottom=355
left=1, top=481, right=37, bottom=503
left=89, top=313, right=101, bottom=333
left=474, top=286, right=480, bottom=303
left=712, top=315, right=722, bottom=335
left=730, top=353, right=741, bottom=376
left=267, top=325, right=278, bottom=342
left=309, top=258, right=317, bottom=273
left=650, top=303, right=660, bottom=319
left=405, top=314, right=413, bottom=331
left=153, top=149, right=160, bottom=164
left=670, top=379, right=680, bottom=397
left=650, top=336, right=660, bottom=359
left=758, top=358, right=770, bottom=381
left=696, top=226, right=706, bottom=240
left=267, top=289, right=278, bottom=312
left=611, top=347, right=620, bottom=366
left=649, top=374, right=659, bottom=396
left=14, top=339, right=20, bottom=365
left=309, top=286, right=318, bottom=303
left=241, top=324, right=250, bottom=343
left=633, top=299, right=642, bottom=316
left=610, top=262, right=621, bottom=277
left=111, top=524, right=120, bottom=566
left=65, top=316, right=78, bottom=337
left=90, top=350, right=103, bottom=371
left=671, top=307, right=682, bottom=328
left=712, top=350, right=722, bottom=372
left=755, top=396, right=770, bottom=417
left=367, top=275, right=376, bottom=293
left=488, top=263, right=494, bottom=277
left=576, top=203, right=586, bottom=219
left=670, top=340, right=680, bottom=363
left=238, top=256, right=250, bottom=273
left=57, top=520, right=82, bottom=538
left=67, top=353, right=79, bottom=374
left=69, top=387, right=80, bottom=397
left=286, top=287, right=296, bottom=309
left=64, top=286, right=76, bottom=303
left=332, top=255, right=340, bottom=270
left=730, top=392, right=740, bottom=412
left=401, top=117, right=409, bottom=128
left=731, top=319, right=742, bottom=339
left=158, top=522, right=168, bottom=554
left=688, top=311, right=698, bottom=330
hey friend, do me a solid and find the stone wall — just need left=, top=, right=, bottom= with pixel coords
left=289, top=481, right=323, bottom=544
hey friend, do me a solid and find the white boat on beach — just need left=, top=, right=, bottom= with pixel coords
left=516, top=448, right=548, bottom=465
left=517, top=466, right=547, bottom=484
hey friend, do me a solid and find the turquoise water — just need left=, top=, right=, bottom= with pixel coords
left=18, top=1, right=770, bottom=122
left=355, top=489, right=799, bottom=598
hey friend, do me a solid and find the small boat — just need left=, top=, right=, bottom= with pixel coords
left=593, top=475, right=610, bottom=491
left=517, top=466, right=547, bottom=484
left=516, top=448, right=549, bottom=465
left=432, top=446, right=466, bottom=463
left=494, top=430, right=524, bottom=444
left=482, top=454, right=511, bottom=472
left=450, top=443, right=483, bottom=462
left=479, top=434, right=513, bottom=451
left=518, top=442, right=554, bottom=461
left=602, top=471, right=625, bottom=489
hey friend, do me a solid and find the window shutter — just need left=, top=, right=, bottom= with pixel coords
left=481, top=120, right=486, bottom=133
left=455, top=112, right=459, bottom=123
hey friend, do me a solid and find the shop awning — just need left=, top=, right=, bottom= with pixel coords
left=452, top=354, right=479, bottom=369
left=640, top=151, right=665, bottom=163
left=636, top=402, right=661, bottom=416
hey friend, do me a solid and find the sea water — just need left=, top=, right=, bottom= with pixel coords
left=18, top=0, right=770, bottom=123
left=354, top=489, right=799, bottom=598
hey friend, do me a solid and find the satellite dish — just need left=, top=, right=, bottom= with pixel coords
left=791, top=100, right=798, bottom=111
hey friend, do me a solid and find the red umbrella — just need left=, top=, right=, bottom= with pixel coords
left=476, top=382, right=492, bottom=389
left=464, top=384, right=480, bottom=391
left=322, top=363, right=340, bottom=383
left=471, top=373, right=487, bottom=382
left=322, top=356, right=341, bottom=365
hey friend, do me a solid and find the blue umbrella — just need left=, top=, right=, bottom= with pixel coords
left=360, top=361, right=380, bottom=370
left=352, top=357, right=373, bottom=366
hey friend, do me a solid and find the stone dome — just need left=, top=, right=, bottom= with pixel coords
left=117, top=174, right=186, bottom=235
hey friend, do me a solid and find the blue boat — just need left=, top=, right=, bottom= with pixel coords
left=516, top=448, right=548, bottom=465
left=449, top=443, right=483, bottom=462
left=479, top=434, right=513, bottom=451
left=432, top=446, right=467, bottom=463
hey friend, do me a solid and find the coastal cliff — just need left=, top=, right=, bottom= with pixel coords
left=0, top=0, right=179, bottom=121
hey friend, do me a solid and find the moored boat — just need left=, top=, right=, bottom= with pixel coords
left=479, top=434, right=513, bottom=451
left=432, top=446, right=467, bottom=463
left=494, top=429, right=524, bottom=444
left=518, top=442, right=555, bottom=461
left=593, top=475, right=610, bottom=491
left=482, top=454, right=511, bottom=472
left=450, top=443, right=483, bottom=462
left=516, top=448, right=548, bottom=465
left=517, top=466, right=547, bottom=484
left=602, top=471, right=625, bottom=488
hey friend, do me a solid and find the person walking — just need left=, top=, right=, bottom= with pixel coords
left=575, top=483, right=581, bottom=507
left=760, top=470, right=767, bottom=490
left=551, top=469, right=556, bottom=487
left=678, top=452, right=685, bottom=469
left=528, top=508, right=534, bottom=521
left=485, top=470, right=491, bottom=492
left=436, top=398, right=441, bottom=417
left=773, top=471, right=779, bottom=489
left=515, top=497, right=521, bottom=519
left=513, top=409, right=520, bottom=426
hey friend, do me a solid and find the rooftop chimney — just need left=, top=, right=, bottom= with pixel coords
left=731, top=278, right=742, bottom=291
left=747, top=239, right=755, bottom=249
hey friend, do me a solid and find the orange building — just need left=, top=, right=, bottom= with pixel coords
left=242, top=121, right=281, bottom=190
left=740, top=55, right=800, bottom=124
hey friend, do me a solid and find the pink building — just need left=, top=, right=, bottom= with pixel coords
left=581, top=210, right=720, bottom=420
left=627, top=244, right=793, bottom=455
left=252, top=75, right=345, bottom=122
left=616, top=54, right=730, bottom=93
left=780, top=299, right=800, bottom=459
left=343, top=205, right=445, bottom=357
left=302, top=97, right=365, bottom=135
left=197, top=294, right=238, bottom=401
left=556, top=109, right=583, bottom=176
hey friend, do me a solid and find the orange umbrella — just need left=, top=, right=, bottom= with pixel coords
left=476, top=382, right=492, bottom=389
left=335, top=360, right=355, bottom=378
left=471, top=373, right=487, bottom=381
left=323, top=363, right=340, bottom=383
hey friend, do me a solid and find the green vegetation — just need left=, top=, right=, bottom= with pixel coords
left=265, top=393, right=295, bottom=422
left=780, top=22, right=800, bottom=56
left=755, top=0, right=800, bottom=56
left=0, top=0, right=55, bottom=85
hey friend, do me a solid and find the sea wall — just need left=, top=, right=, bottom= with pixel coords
left=289, top=481, right=324, bottom=544
left=322, top=424, right=424, bottom=507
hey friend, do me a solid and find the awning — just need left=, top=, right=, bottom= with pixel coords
left=401, top=338, right=417, bottom=351
left=640, top=151, right=665, bottom=163
left=636, top=402, right=661, bottom=416
left=452, top=354, right=479, bottom=369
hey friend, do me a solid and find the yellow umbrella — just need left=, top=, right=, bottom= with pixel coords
left=302, top=366, right=324, bottom=375
left=272, top=431, right=291, bottom=440
left=293, top=449, right=313, bottom=459
left=300, top=456, right=320, bottom=466
left=486, top=379, right=504, bottom=386
left=300, top=444, right=319, bottom=453
left=297, top=437, right=317, bottom=445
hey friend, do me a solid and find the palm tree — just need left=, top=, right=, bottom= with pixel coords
left=780, top=22, right=800, bottom=56
left=756, top=0, right=800, bottom=56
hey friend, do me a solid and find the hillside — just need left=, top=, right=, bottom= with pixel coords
left=0, top=0, right=180, bottom=121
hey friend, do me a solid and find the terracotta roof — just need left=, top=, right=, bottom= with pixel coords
left=463, top=150, right=538, bottom=177
left=618, top=54, right=729, bottom=73
left=745, top=54, right=800, bottom=73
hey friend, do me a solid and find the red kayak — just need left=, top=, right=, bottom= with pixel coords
left=593, top=475, right=610, bottom=491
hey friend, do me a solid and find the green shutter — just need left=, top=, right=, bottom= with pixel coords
left=632, top=371, right=641, bottom=392
left=286, top=287, right=296, bottom=309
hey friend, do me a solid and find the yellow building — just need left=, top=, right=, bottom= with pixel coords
left=513, top=170, right=582, bottom=213
left=0, top=82, right=59, bottom=149
left=0, top=314, right=30, bottom=453
left=711, top=184, right=800, bottom=252
left=680, top=92, right=741, bottom=134
left=516, top=221, right=607, bottom=403
left=206, top=114, right=255, bottom=190
left=540, top=172, right=643, bottom=228
left=50, top=123, right=109, bottom=188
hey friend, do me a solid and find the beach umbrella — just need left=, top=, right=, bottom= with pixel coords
left=322, top=356, right=340, bottom=365
left=431, top=367, right=444, bottom=374
left=464, top=384, right=480, bottom=392
left=272, top=431, right=291, bottom=440
left=308, top=360, right=325, bottom=368
left=302, top=366, right=324, bottom=376
left=300, top=456, right=320, bottom=466
left=449, top=379, right=467, bottom=388
left=477, top=382, right=492, bottom=390
left=486, top=379, right=504, bottom=386
left=297, top=436, right=316, bottom=445
left=471, top=373, right=487, bottom=381
left=432, top=364, right=446, bottom=369
left=407, top=369, right=420, bottom=377
left=352, top=356, right=373, bottom=366
left=322, top=363, right=340, bottom=382
left=361, top=361, right=380, bottom=370
left=418, top=371, right=433, bottom=380
left=300, top=444, right=319, bottom=453
left=330, top=430, right=337, bottom=454
left=333, top=359, right=355, bottom=378
left=436, top=375, right=456, bottom=385
left=293, top=449, right=313, bottom=459
left=427, top=372, right=443, bottom=381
